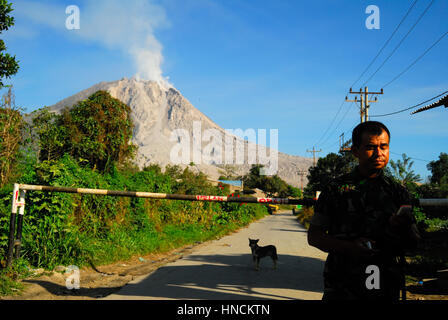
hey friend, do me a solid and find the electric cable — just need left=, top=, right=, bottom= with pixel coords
left=370, top=90, right=448, bottom=117
left=350, top=0, right=419, bottom=89
left=361, top=0, right=434, bottom=87
left=382, top=30, right=448, bottom=88
left=314, top=1, right=420, bottom=149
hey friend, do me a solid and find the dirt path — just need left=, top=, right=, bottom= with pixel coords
left=104, top=211, right=327, bottom=300
left=2, top=242, right=205, bottom=300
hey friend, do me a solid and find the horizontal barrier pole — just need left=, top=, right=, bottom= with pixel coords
left=18, top=184, right=317, bottom=206
left=418, top=198, right=448, bottom=207
left=17, top=184, right=448, bottom=207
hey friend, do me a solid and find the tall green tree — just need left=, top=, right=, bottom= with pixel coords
left=388, top=153, right=421, bottom=186
left=32, top=108, right=67, bottom=162
left=304, top=149, right=357, bottom=197
left=242, top=164, right=268, bottom=190
left=33, top=91, right=137, bottom=172
left=0, top=0, right=19, bottom=88
left=264, top=175, right=289, bottom=197
left=0, top=87, right=23, bottom=186
left=427, top=152, right=448, bottom=186
left=242, top=164, right=298, bottom=197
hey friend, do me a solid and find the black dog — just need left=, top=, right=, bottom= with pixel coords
left=248, top=238, right=278, bottom=270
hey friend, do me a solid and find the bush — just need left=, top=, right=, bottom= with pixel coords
left=32, top=91, right=136, bottom=172
left=296, top=206, right=314, bottom=229
left=0, top=154, right=268, bottom=269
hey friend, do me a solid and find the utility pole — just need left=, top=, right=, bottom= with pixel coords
left=297, top=169, right=307, bottom=195
left=339, top=133, right=351, bottom=152
left=346, top=87, right=383, bottom=122
left=307, top=146, right=322, bottom=166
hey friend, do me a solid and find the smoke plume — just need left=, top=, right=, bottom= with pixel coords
left=15, top=0, right=171, bottom=85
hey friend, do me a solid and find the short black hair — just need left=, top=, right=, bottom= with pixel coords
left=352, top=121, right=390, bottom=148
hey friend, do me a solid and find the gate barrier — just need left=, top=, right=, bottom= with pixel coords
left=6, top=183, right=448, bottom=267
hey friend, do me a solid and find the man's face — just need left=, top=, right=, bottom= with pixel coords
left=352, top=129, right=390, bottom=173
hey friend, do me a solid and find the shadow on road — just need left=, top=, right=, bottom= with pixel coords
left=22, top=279, right=122, bottom=298
left=112, top=253, right=325, bottom=300
left=271, top=228, right=307, bottom=233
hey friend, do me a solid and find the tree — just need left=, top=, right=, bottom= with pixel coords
left=0, top=0, right=19, bottom=88
left=33, top=91, right=137, bottom=172
left=304, top=150, right=357, bottom=197
left=388, top=153, right=421, bottom=186
left=242, top=164, right=298, bottom=197
left=0, top=86, right=23, bottom=186
left=242, top=164, right=267, bottom=190
left=427, top=152, right=448, bottom=186
left=63, top=91, right=136, bottom=171
left=264, top=175, right=288, bottom=197
left=32, top=108, right=68, bottom=162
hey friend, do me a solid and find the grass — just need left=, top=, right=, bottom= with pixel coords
left=405, top=230, right=448, bottom=277
left=0, top=272, right=24, bottom=296
left=295, top=206, right=314, bottom=229
left=0, top=258, right=30, bottom=296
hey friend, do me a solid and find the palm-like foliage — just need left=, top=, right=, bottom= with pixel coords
left=388, top=153, right=421, bottom=186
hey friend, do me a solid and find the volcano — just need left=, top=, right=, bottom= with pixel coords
left=45, top=77, right=313, bottom=187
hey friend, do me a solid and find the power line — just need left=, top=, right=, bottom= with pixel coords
left=319, top=102, right=355, bottom=148
left=321, top=122, right=357, bottom=151
left=345, top=87, right=384, bottom=122
left=314, top=99, right=347, bottom=147
left=314, top=0, right=438, bottom=154
left=390, top=151, right=430, bottom=162
left=314, top=1, right=420, bottom=148
left=382, top=30, right=448, bottom=88
left=350, top=0, right=419, bottom=89
left=362, top=0, right=434, bottom=87
left=370, top=90, right=448, bottom=117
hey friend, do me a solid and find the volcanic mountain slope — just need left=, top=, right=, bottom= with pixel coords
left=44, top=77, right=313, bottom=187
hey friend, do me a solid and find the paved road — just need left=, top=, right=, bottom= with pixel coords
left=104, top=211, right=327, bottom=300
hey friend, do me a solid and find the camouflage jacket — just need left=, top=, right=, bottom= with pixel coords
left=311, top=167, right=414, bottom=299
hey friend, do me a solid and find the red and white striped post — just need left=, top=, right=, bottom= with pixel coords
left=7, top=183, right=26, bottom=268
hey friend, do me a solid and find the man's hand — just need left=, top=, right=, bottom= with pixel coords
left=308, top=225, right=377, bottom=259
left=389, top=205, right=414, bottom=228
left=389, top=205, right=422, bottom=246
left=346, top=237, right=377, bottom=259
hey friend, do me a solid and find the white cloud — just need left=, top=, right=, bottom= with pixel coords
left=12, top=0, right=170, bottom=84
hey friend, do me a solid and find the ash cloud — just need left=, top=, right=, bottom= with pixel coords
left=15, top=0, right=171, bottom=86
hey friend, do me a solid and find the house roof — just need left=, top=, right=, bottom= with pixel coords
left=411, top=93, right=448, bottom=114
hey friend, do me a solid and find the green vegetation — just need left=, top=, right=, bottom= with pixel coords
left=0, top=87, right=25, bottom=187
left=0, top=89, right=268, bottom=295
left=242, top=164, right=301, bottom=198
left=389, top=153, right=422, bottom=186
left=1, top=154, right=266, bottom=269
left=303, top=147, right=356, bottom=198
left=32, top=91, right=136, bottom=171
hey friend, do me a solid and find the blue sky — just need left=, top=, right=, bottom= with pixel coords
left=2, top=0, right=448, bottom=181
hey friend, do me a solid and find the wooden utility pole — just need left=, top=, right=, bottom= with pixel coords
left=339, top=133, right=351, bottom=152
left=346, top=87, right=383, bottom=122
left=307, top=146, right=322, bottom=166
left=297, top=169, right=307, bottom=194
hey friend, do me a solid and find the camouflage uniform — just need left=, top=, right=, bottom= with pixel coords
left=311, top=166, right=415, bottom=300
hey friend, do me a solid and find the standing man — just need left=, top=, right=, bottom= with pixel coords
left=308, top=121, right=420, bottom=300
